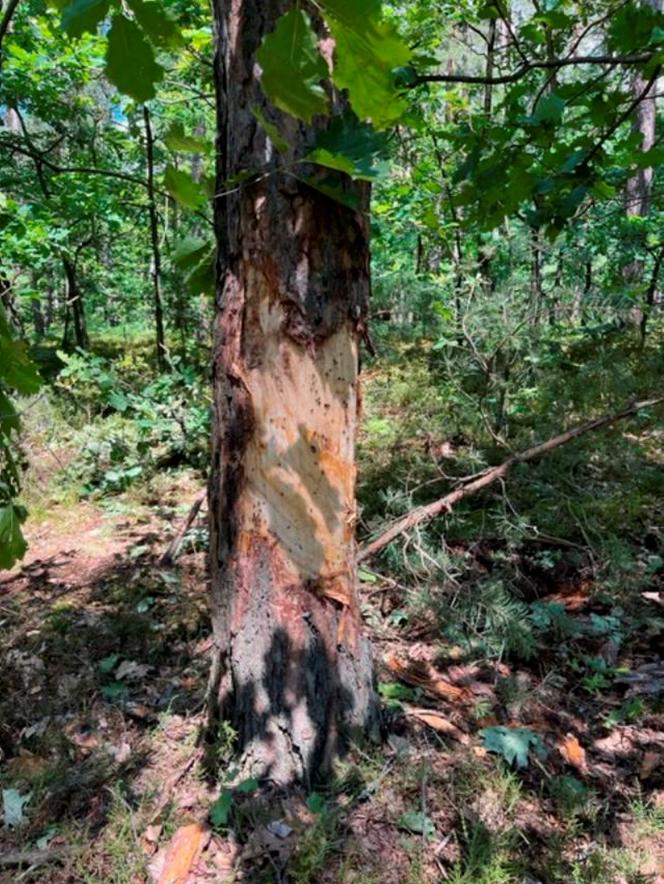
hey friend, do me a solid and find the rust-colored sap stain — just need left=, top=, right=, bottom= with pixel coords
left=235, top=266, right=359, bottom=613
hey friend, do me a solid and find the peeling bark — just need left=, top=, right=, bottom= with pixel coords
left=208, top=0, right=379, bottom=786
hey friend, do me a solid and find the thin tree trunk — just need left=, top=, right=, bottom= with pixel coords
left=623, top=0, right=662, bottom=288
left=143, top=105, right=167, bottom=372
left=62, top=258, right=88, bottom=349
left=208, top=0, right=379, bottom=786
left=530, top=226, right=543, bottom=324
left=31, top=296, right=44, bottom=339
left=0, top=274, right=22, bottom=334
left=639, top=245, right=664, bottom=348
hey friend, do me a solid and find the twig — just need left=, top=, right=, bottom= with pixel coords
left=149, top=746, right=203, bottom=824
left=414, top=53, right=654, bottom=87
left=160, top=490, right=207, bottom=565
left=358, top=397, right=664, bottom=562
left=0, top=847, right=65, bottom=868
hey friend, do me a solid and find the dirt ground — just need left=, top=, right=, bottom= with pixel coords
left=1, top=482, right=664, bottom=883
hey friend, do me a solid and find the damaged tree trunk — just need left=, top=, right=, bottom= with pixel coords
left=208, top=0, right=379, bottom=785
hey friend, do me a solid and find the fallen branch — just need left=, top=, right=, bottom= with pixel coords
left=160, top=490, right=207, bottom=566
left=0, top=847, right=65, bottom=868
left=358, top=397, right=664, bottom=563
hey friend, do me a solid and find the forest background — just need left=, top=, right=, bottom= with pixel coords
left=1, top=0, right=664, bottom=881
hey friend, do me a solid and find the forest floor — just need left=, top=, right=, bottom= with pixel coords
left=1, top=467, right=664, bottom=882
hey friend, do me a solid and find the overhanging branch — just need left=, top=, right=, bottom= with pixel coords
left=414, top=53, right=654, bottom=87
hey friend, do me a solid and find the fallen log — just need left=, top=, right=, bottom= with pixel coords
left=358, top=396, right=664, bottom=563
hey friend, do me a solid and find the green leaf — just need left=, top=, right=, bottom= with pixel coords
left=126, top=0, right=179, bottom=46
left=256, top=9, right=328, bottom=123
left=0, top=309, right=42, bottom=395
left=398, top=811, right=436, bottom=838
left=295, top=172, right=360, bottom=210
left=321, top=0, right=382, bottom=27
left=102, top=681, right=128, bottom=700
left=61, top=0, right=110, bottom=38
left=105, top=15, right=164, bottom=102
left=164, top=165, right=208, bottom=209
left=0, top=339, right=42, bottom=394
left=481, top=726, right=545, bottom=769
left=173, top=235, right=210, bottom=266
left=136, top=596, right=155, bottom=613
left=173, top=235, right=216, bottom=296
left=324, top=4, right=411, bottom=129
left=0, top=390, right=20, bottom=435
left=107, top=390, right=129, bottom=412
left=358, top=567, right=378, bottom=583
left=236, top=777, right=259, bottom=794
left=210, top=790, right=233, bottom=828
left=251, top=106, right=289, bottom=154
left=608, top=2, right=664, bottom=53
left=2, top=788, right=31, bottom=828
left=164, top=122, right=210, bottom=154
left=535, top=92, right=565, bottom=123
left=99, top=653, right=120, bottom=673
left=0, top=503, right=28, bottom=570
left=378, top=681, right=416, bottom=701
left=306, top=112, right=386, bottom=180
left=306, top=792, right=325, bottom=814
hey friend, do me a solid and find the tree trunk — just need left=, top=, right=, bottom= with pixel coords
left=530, top=226, right=543, bottom=324
left=208, top=0, right=379, bottom=786
left=62, top=258, right=88, bottom=349
left=143, top=105, right=168, bottom=372
left=623, top=0, right=662, bottom=287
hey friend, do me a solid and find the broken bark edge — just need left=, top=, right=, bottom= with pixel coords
left=358, top=396, right=664, bottom=563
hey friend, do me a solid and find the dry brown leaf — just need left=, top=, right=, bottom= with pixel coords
left=640, top=751, right=662, bottom=781
left=6, top=752, right=49, bottom=780
left=404, top=706, right=469, bottom=743
left=157, top=823, right=209, bottom=884
left=558, top=733, right=588, bottom=773
left=384, top=653, right=471, bottom=703
left=543, top=578, right=593, bottom=611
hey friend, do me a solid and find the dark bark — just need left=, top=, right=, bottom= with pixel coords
left=0, top=274, right=22, bottom=334
left=143, top=106, right=167, bottom=372
left=62, top=258, right=88, bottom=350
left=530, top=226, right=543, bottom=324
left=208, top=0, right=379, bottom=786
left=639, top=246, right=664, bottom=348
left=31, top=296, right=44, bottom=339
left=0, top=0, right=20, bottom=72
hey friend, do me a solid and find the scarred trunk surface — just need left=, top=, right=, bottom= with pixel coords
left=209, top=0, right=379, bottom=785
